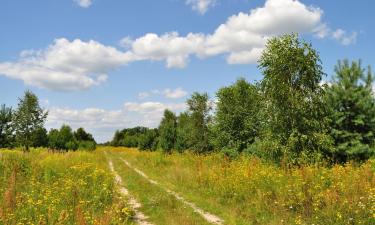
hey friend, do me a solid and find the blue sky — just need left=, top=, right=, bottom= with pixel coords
left=0, top=0, right=374, bottom=142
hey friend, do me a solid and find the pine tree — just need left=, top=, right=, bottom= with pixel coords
left=326, top=60, right=375, bottom=162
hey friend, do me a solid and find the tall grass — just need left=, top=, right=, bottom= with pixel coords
left=114, top=147, right=375, bottom=225
left=0, top=148, right=134, bottom=224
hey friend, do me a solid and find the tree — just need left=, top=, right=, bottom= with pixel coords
left=158, top=109, right=177, bottom=153
left=13, top=91, right=48, bottom=151
left=59, top=125, right=77, bottom=150
left=30, top=127, right=48, bottom=148
left=48, top=129, right=61, bottom=150
left=74, top=127, right=95, bottom=142
left=186, top=92, right=213, bottom=153
left=325, top=60, right=375, bottom=162
left=0, top=104, right=14, bottom=148
left=214, top=78, right=262, bottom=152
left=175, top=112, right=193, bottom=152
left=258, top=34, right=330, bottom=162
left=138, top=128, right=158, bottom=151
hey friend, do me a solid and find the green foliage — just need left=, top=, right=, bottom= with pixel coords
left=138, top=128, right=158, bottom=151
left=30, top=127, right=48, bottom=148
left=258, top=34, right=331, bottom=163
left=12, top=90, right=48, bottom=151
left=158, top=109, right=177, bottom=153
left=65, top=140, right=79, bottom=151
left=74, top=127, right=95, bottom=143
left=0, top=104, right=14, bottom=148
left=78, top=140, right=96, bottom=151
left=175, top=112, right=193, bottom=152
left=214, top=78, right=262, bottom=152
left=186, top=92, right=213, bottom=153
left=325, top=60, right=375, bottom=162
left=110, top=126, right=150, bottom=148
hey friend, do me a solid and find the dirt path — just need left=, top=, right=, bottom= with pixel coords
left=119, top=157, right=224, bottom=225
left=106, top=154, right=154, bottom=225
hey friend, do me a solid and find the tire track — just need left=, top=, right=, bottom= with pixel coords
left=106, top=153, right=154, bottom=225
left=119, top=157, right=224, bottom=225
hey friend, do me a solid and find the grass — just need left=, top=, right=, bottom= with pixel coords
left=1, top=147, right=374, bottom=225
left=109, top=147, right=375, bottom=225
left=0, top=148, right=135, bottom=225
left=106, top=150, right=211, bottom=225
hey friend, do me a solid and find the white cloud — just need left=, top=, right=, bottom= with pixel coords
left=186, top=0, right=217, bottom=15
left=125, top=0, right=353, bottom=67
left=138, top=87, right=188, bottom=99
left=0, top=38, right=136, bottom=91
left=130, top=32, right=205, bottom=68
left=0, top=0, right=357, bottom=91
left=314, top=24, right=357, bottom=45
left=74, top=0, right=92, bottom=8
left=163, top=87, right=188, bottom=99
left=46, top=101, right=186, bottom=142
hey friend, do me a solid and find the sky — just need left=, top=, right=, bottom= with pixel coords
left=0, top=0, right=374, bottom=143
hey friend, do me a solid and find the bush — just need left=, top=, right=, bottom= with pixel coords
left=78, top=141, right=96, bottom=151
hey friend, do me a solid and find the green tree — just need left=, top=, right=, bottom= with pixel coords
left=258, top=34, right=330, bottom=162
left=13, top=91, right=48, bottom=151
left=187, top=92, right=213, bottom=153
left=325, top=60, right=375, bottom=162
left=175, top=112, right=193, bottom=152
left=48, top=128, right=61, bottom=150
left=0, top=104, right=14, bottom=148
left=214, top=78, right=262, bottom=152
left=59, top=125, right=77, bottom=150
left=158, top=109, right=177, bottom=153
left=139, top=128, right=158, bottom=151
left=30, top=127, right=48, bottom=147
left=74, top=127, right=95, bottom=142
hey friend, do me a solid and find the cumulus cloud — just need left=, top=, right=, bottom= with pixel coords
left=0, top=0, right=357, bottom=91
left=186, top=0, right=217, bottom=15
left=124, top=0, right=354, bottom=67
left=138, top=87, right=188, bottom=99
left=46, top=101, right=186, bottom=142
left=0, top=38, right=136, bottom=91
left=74, top=0, right=92, bottom=8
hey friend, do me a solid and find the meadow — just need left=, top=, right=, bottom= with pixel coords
left=0, top=148, right=134, bottom=225
left=1, top=147, right=374, bottom=225
left=108, top=147, right=375, bottom=225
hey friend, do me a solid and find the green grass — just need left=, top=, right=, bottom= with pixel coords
left=108, top=147, right=375, bottom=225
left=106, top=149, right=211, bottom=225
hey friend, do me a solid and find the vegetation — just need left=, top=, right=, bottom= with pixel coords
left=12, top=91, right=48, bottom=151
left=0, top=148, right=134, bottom=224
left=0, top=91, right=96, bottom=151
left=109, top=34, right=375, bottom=165
left=112, top=147, right=375, bottom=225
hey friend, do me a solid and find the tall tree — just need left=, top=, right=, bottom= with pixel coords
left=0, top=104, right=14, bottom=148
left=13, top=91, right=48, bottom=151
left=158, top=109, right=177, bottom=153
left=326, top=60, right=375, bottom=162
left=214, top=78, right=262, bottom=152
left=258, top=34, right=330, bottom=162
left=187, top=92, right=213, bottom=153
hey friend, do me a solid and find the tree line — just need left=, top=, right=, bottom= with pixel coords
left=0, top=91, right=96, bottom=151
left=110, top=34, right=375, bottom=164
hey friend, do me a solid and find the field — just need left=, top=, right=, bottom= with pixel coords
left=1, top=147, right=374, bottom=225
